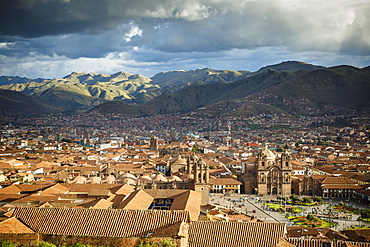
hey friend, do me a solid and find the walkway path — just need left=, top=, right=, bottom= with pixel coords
left=209, top=194, right=370, bottom=230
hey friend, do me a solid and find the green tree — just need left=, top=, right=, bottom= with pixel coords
left=135, top=239, right=176, bottom=247
left=37, top=241, right=56, bottom=247
left=69, top=244, right=91, bottom=247
left=191, top=145, right=202, bottom=153
left=0, top=241, right=15, bottom=247
left=306, top=213, right=317, bottom=221
left=157, top=239, right=176, bottom=247
left=289, top=194, right=299, bottom=202
left=312, top=196, right=323, bottom=203
left=302, top=197, right=312, bottom=204
left=361, top=209, right=370, bottom=219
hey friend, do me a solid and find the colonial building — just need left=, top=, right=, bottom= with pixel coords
left=241, top=144, right=292, bottom=196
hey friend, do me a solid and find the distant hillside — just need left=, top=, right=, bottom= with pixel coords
left=250, top=65, right=370, bottom=115
left=256, top=61, right=325, bottom=73
left=1, top=61, right=368, bottom=117
left=0, top=89, right=60, bottom=116
left=140, top=82, right=237, bottom=115
left=90, top=101, right=142, bottom=117
left=139, top=65, right=370, bottom=117
left=0, top=71, right=162, bottom=111
left=204, top=65, right=370, bottom=117
left=151, top=68, right=250, bottom=87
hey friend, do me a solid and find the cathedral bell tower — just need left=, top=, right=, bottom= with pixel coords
left=150, top=136, right=158, bottom=151
left=189, top=154, right=209, bottom=205
left=280, top=149, right=292, bottom=196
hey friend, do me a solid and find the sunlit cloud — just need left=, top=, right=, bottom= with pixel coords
left=0, top=0, right=369, bottom=78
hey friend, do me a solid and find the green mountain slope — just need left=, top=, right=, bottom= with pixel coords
left=90, top=101, right=142, bottom=117
left=140, top=82, right=237, bottom=115
left=151, top=68, right=250, bottom=87
left=1, top=61, right=368, bottom=117
left=256, top=61, right=325, bottom=73
left=0, top=71, right=162, bottom=110
left=0, top=89, right=60, bottom=116
left=139, top=65, right=370, bottom=117
left=254, top=66, right=370, bottom=114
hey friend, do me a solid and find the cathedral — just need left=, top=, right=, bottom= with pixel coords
left=241, top=144, right=292, bottom=196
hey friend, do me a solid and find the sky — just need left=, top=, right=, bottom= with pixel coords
left=0, top=0, right=370, bottom=79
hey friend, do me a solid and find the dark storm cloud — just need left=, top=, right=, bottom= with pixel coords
left=2, top=0, right=369, bottom=55
left=0, top=0, right=369, bottom=79
left=0, top=0, right=116, bottom=38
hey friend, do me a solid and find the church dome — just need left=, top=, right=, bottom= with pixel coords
left=117, top=172, right=137, bottom=181
left=120, top=178, right=137, bottom=185
left=71, top=175, right=87, bottom=184
left=180, top=173, right=194, bottom=181
left=138, top=175, right=152, bottom=183
left=103, top=175, right=116, bottom=184
left=88, top=176, right=102, bottom=184
left=171, top=155, right=187, bottom=165
left=101, top=164, right=117, bottom=176
left=152, top=173, right=168, bottom=182
left=167, top=175, right=182, bottom=182
left=260, top=144, right=276, bottom=160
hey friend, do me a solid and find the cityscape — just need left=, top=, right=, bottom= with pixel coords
left=0, top=110, right=370, bottom=246
left=1, top=0, right=370, bottom=246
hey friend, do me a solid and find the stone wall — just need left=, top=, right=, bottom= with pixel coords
left=0, top=233, right=39, bottom=246
left=0, top=234, right=182, bottom=247
left=43, top=235, right=182, bottom=247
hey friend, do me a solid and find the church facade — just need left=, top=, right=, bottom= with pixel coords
left=241, top=144, right=292, bottom=196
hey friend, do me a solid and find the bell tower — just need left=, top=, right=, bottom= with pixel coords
left=192, top=155, right=209, bottom=205
left=150, top=136, right=158, bottom=151
left=280, top=149, right=292, bottom=196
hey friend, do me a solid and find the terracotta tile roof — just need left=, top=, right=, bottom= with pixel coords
left=11, top=207, right=190, bottom=238
left=62, top=184, right=122, bottom=193
left=0, top=185, right=22, bottom=194
left=150, top=221, right=188, bottom=238
left=286, top=238, right=370, bottom=247
left=112, top=184, right=135, bottom=195
left=117, top=189, right=154, bottom=210
left=322, top=176, right=357, bottom=185
left=322, top=184, right=360, bottom=189
left=10, top=195, right=60, bottom=205
left=0, top=217, right=35, bottom=233
left=286, top=226, right=348, bottom=240
left=144, top=189, right=190, bottom=199
left=16, top=184, right=55, bottom=194
left=87, top=189, right=111, bottom=197
left=80, top=198, right=113, bottom=209
left=188, top=221, right=286, bottom=247
left=0, top=194, right=28, bottom=202
left=171, top=190, right=202, bottom=221
left=209, top=177, right=242, bottom=185
left=38, top=183, right=70, bottom=196
left=343, top=229, right=370, bottom=242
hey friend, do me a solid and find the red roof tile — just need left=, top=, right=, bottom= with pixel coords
left=12, top=207, right=190, bottom=238
left=188, top=221, right=286, bottom=247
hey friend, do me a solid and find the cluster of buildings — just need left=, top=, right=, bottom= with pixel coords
left=0, top=113, right=370, bottom=246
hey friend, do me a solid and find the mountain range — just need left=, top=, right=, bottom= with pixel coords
left=1, top=61, right=369, bottom=117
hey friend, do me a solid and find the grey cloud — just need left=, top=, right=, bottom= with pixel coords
left=1, top=0, right=369, bottom=56
left=0, top=0, right=369, bottom=79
